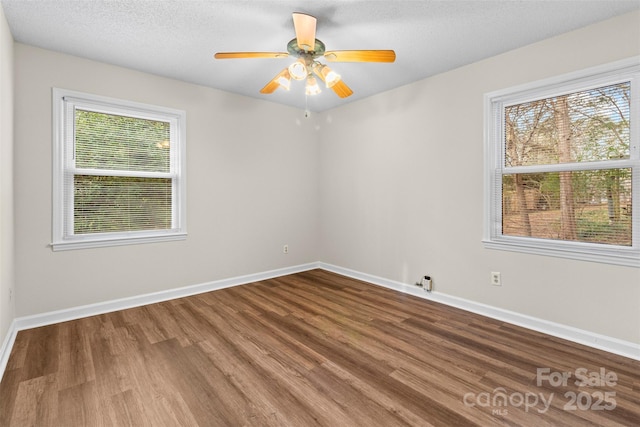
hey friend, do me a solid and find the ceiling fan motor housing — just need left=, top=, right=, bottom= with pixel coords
left=287, top=38, right=326, bottom=58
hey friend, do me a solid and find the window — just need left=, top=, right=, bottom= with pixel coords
left=484, top=58, right=639, bottom=267
left=52, top=89, right=186, bottom=250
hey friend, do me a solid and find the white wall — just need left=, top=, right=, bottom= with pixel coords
left=319, top=11, right=640, bottom=344
left=0, top=4, right=15, bottom=348
left=13, top=44, right=320, bottom=317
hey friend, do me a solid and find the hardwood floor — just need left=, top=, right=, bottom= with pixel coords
left=1, top=269, right=639, bottom=426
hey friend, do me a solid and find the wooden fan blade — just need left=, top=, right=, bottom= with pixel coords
left=292, top=12, right=316, bottom=52
left=324, top=50, right=396, bottom=63
left=214, top=52, right=289, bottom=59
left=260, top=68, right=289, bottom=94
left=331, top=80, right=353, bottom=98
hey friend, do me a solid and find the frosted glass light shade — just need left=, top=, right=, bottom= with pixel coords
left=288, top=60, right=307, bottom=80
left=305, top=76, right=321, bottom=95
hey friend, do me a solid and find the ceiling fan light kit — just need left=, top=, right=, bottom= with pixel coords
left=214, top=12, right=395, bottom=101
left=288, top=58, right=308, bottom=80
left=315, top=64, right=341, bottom=88
left=305, top=75, right=321, bottom=96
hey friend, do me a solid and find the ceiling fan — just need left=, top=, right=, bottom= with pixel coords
left=214, top=12, right=396, bottom=99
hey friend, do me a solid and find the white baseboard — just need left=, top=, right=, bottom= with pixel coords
left=13, top=262, right=320, bottom=332
left=0, top=262, right=319, bottom=382
left=318, top=263, right=640, bottom=362
left=0, top=320, right=18, bottom=383
left=2, top=260, right=637, bottom=383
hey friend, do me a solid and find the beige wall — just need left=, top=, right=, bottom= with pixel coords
left=7, top=11, right=640, bottom=348
left=0, top=5, right=15, bottom=346
left=13, top=44, right=321, bottom=317
left=318, top=11, right=640, bottom=344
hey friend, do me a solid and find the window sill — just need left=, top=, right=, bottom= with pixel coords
left=482, top=238, right=639, bottom=268
left=51, top=232, right=187, bottom=251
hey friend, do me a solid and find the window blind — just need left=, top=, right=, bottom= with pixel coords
left=501, top=82, right=632, bottom=247
left=74, top=109, right=171, bottom=173
left=505, top=82, right=630, bottom=167
left=69, top=108, right=174, bottom=236
left=73, top=175, right=172, bottom=234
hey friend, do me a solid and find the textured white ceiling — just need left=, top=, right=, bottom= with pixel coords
left=2, top=0, right=639, bottom=112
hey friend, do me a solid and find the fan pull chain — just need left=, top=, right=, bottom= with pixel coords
left=304, top=93, right=311, bottom=118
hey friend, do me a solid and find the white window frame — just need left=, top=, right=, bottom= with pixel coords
left=52, top=88, right=187, bottom=251
left=483, top=57, right=640, bottom=267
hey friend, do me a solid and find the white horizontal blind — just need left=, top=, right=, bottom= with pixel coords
left=73, top=175, right=172, bottom=234
left=502, top=82, right=632, bottom=246
left=501, top=169, right=632, bottom=246
left=75, top=109, right=171, bottom=173
left=70, top=108, right=173, bottom=235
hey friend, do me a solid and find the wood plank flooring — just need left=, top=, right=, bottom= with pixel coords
left=1, top=269, right=639, bottom=426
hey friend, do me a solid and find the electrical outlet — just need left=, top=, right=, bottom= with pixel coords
left=283, top=244, right=289, bottom=254
left=491, top=272, right=501, bottom=286
left=9, top=288, right=12, bottom=301
left=421, top=276, right=433, bottom=292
